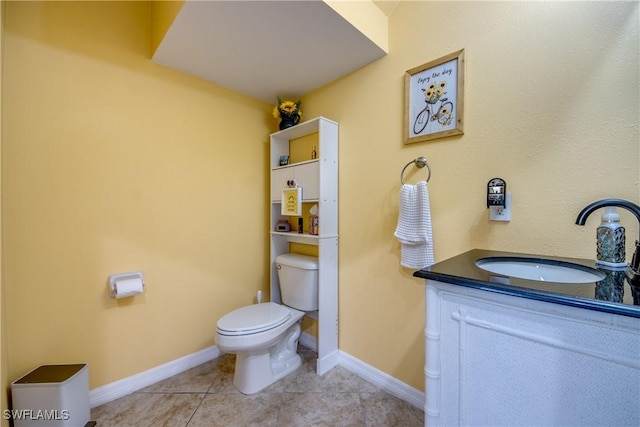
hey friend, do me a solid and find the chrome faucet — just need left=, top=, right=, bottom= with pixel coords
left=576, top=198, right=640, bottom=288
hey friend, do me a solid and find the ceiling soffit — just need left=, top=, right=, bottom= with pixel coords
left=152, top=0, right=388, bottom=103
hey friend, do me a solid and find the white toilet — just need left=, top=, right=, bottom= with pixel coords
left=215, top=253, right=319, bottom=394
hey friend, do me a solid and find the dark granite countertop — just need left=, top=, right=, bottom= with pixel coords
left=413, top=249, right=640, bottom=318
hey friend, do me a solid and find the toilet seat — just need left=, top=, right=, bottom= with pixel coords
left=217, top=302, right=291, bottom=336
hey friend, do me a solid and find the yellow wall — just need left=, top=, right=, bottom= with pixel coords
left=2, top=1, right=272, bottom=390
left=324, top=0, right=388, bottom=53
left=1, top=1, right=7, bottom=423
left=1, top=0, right=638, bottom=406
left=302, top=1, right=639, bottom=390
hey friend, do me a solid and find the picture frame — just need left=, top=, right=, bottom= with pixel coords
left=404, top=49, right=465, bottom=144
left=281, top=187, right=302, bottom=216
left=279, top=155, right=289, bottom=166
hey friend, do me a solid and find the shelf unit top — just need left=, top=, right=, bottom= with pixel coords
left=270, top=116, right=337, bottom=140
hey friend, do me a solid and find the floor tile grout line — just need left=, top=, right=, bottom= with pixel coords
left=184, top=392, right=207, bottom=427
left=359, top=391, right=372, bottom=427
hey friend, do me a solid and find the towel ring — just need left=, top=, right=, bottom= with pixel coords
left=400, top=157, right=431, bottom=184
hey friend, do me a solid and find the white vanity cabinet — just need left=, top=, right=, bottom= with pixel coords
left=269, top=117, right=339, bottom=375
left=425, top=280, right=640, bottom=427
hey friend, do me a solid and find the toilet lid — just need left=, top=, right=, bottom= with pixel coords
left=217, top=302, right=290, bottom=335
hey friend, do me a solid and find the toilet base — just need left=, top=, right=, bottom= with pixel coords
left=233, top=321, right=302, bottom=394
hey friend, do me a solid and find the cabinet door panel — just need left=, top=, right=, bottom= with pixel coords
left=271, top=168, right=290, bottom=201
left=296, top=162, right=319, bottom=200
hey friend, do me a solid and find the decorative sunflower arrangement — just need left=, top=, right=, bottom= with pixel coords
left=422, top=81, right=447, bottom=105
left=272, top=97, right=302, bottom=120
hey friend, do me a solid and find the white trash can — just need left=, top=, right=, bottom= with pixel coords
left=10, top=364, right=91, bottom=427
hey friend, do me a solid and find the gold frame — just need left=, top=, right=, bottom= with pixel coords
left=404, top=49, right=465, bottom=144
left=281, top=188, right=302, bottom=216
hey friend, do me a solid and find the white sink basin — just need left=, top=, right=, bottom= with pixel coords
left=475, top=257, right=606, bottom=283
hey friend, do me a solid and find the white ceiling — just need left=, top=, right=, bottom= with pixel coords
left=152, top=1, right=390, bottom=103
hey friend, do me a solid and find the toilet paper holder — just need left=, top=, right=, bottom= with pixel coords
left=108, top=271, right=145, bottom=299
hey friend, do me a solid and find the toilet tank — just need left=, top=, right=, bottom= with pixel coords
left=275, top=253, right=319, bottom=311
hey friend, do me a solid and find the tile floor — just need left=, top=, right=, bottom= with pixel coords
left=91, top=346, right=424, bottom=426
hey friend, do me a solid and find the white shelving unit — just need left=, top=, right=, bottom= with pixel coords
left=269, top=116, right=339, bottom=375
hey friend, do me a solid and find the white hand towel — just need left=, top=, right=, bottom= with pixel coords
left=394, top=181, right=435, bottom=269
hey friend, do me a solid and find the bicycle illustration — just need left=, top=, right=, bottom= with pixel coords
left=413, top=81, right=454, bottom=135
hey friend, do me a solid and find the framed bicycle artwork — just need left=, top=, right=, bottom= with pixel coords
left=404, top=49, right=465, bottom=144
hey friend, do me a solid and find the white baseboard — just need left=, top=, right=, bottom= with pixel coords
left=89, top=345, right=220, bottom=408
left=317, top=350, right=340, bottom=375
left=299, top=332, right=339, bottom=374
left=338, top=350, right=425, bottom=410
left=90, top=336, right=424, bottom=413
left=300, top=332, right=424, bottom=410
left=299, top=331, right=317, bottom=351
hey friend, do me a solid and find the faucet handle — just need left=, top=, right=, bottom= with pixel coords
left=631, top=242, right=640, bottom=272
left=626, top=244, right=640, bottom=292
